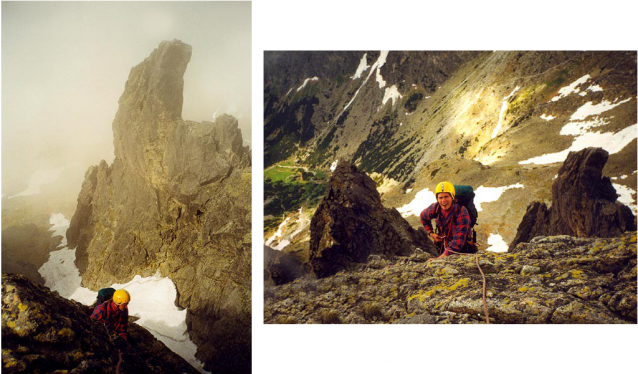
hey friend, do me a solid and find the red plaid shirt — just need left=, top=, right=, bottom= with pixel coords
left=91, top=300, right=128, bottom=340
left=420, top=202, right=471, bottom=256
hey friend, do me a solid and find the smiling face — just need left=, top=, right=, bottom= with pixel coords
left=437, top=192, right=453, bottom=211
left=116, top=302, right=128, bottom=312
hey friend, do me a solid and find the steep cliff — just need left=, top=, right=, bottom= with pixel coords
left=2, top=273, right=199, bottom=373
left=66, top=41, right=251, bottom=373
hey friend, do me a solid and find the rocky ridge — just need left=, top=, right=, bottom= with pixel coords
left=65, top=41, right=251, bottom=373
left=265, top=231, right=636, bottom=324
left=2, top=273, right=199, bottom=373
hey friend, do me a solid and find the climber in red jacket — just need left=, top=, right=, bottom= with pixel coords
left=420, top=181, right=472, bottom=259
left=91, top=289, right=130, bottom=341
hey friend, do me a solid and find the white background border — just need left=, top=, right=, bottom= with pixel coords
left=252, top=0, right=638, bottom=373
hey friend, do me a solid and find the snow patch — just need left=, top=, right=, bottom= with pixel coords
left=587, top=84, right=603, bottom=92
left=341, top=51, right=390, bottom=113
left=374, top=51, right=389, bottom=89
left=570, top=98, right=632, bottom=121
left=297, top=77, right=319, bottom=92
left=382, top=85, right=402, bottom=106
left=398, top=188, right=436, bottom=217
left=560, top=117, right=610, bottom=136
left=9, top=167, right=64, bottom=198
left=520, top=123, right=637, bottom=165
left=285, top=88, right=293, bottom=96
left=474, top=183, right=525, bottom=211
left=265, top=217, right=291, bottom=248
left=540, top=114, right=556, bottom=121
left=486, top=233, right=509, bottom=252
left=406, top=188, right=413, bottom=193
left=330, top=159, right=339, bottom=172
left=351, top=53, right=370, bottom=79
left=550, top=74, right=590, bottom=102
left=613, top=183, right=637, bottom=216
left=265, top=208, right=310, bottom=251
left=492, top=86, right=520, bottom=139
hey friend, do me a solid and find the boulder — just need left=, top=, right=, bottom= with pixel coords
left=308, top=161, right=435, bottom=277
left=509, top=147, right=636, bottom=251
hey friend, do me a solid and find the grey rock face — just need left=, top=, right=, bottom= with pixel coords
left=66, top=41, right=251, bottom=373
left=308, top=161, right=435, bottom=278
left=510, top=147, right=636, bottom=251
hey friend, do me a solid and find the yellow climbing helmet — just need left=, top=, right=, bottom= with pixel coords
left=435, top=181, right=455, bottom=199
left=112, top=289, right=131, bottom=305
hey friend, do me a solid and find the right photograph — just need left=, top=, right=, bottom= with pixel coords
left=263, top=51, right=637, bottom=324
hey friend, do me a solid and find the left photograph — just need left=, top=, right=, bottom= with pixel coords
left=1, top=2, right=251, bottom=373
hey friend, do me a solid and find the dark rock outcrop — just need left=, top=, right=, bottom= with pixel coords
left=265, top=232, right=637, bottom=324
left=65, top=41, right=251, bottom=373
left=2, top=273, right=199, bottom=373
left=510, top=148, right=636, bottom=251
left=308, top=161, right=434, bottom=277
left=264, top=246, right=306, bottom=286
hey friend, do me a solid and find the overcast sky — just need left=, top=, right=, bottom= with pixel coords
left=1, top=1, right=251, bottom=195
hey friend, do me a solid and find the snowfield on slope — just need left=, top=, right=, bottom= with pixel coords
left=520, top=95, right=636, bottom=165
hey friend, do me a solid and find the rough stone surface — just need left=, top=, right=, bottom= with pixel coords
left=65, top=40, right=251, bottom=373
left=308, top=161, right=435, bottom=278
left=1, top=273, right=199, bottom=374
left=264, top=245, right=306, bottom=286
left=265, top=232, right=637, bottom=324
left=510, top=148, right=636, bottom=251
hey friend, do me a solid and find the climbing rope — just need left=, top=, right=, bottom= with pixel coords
left=104, top=326, right=125, bottom=373
left=442, top=245, right=491, bottom=324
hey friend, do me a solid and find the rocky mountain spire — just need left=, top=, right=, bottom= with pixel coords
left=113, top=40, right=192, bottom=176
left=309, top=161, right=435, bottom=277
left=66, top=41, right=251, bottom=373
left=510, top=147, right=636, bottom=251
